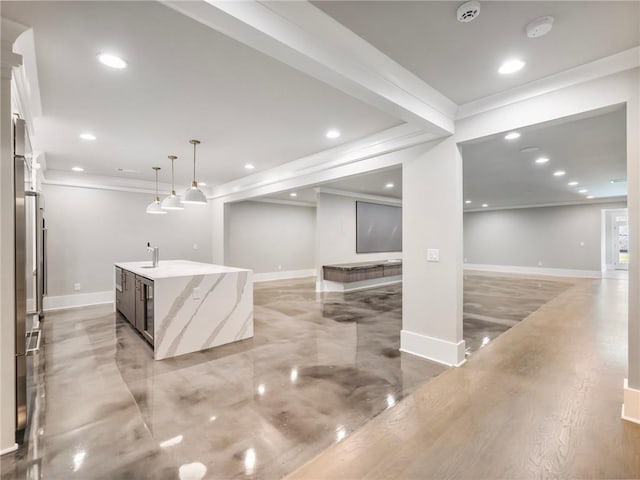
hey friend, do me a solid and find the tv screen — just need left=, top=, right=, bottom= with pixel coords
left=356, top=201, right=402, bottom=253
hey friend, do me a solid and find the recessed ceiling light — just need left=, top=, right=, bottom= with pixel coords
left=465, top=200, right=472, bottom=204
left=521, top=146, right=539, bottom=153
left=385, top=182, right=394, bottom=188
left=326, top=129, right=341, bottom=139
left=199, top=182, right=207, bottom=186
left=498, top=59, right=525, bottom=75
left=568, top=181, right=579, bottom=186
left=79, top=133, right=96, bottom=141
left=289, top=192, right=297, bottom=197
left=116, top=167, right=137, bottom=173
left=71, top=166, right=84, bottom=172
left=553, top=170, right=566, bottom=176
left=586, top=195, right=595, bottom=199
left=244, top=163, right=255, bottom=170
left=504, top=132, right=520, bottom=140
left=482, top=204, right=488, bottom=208
left=535, top=157, right=549, bottom=164
left=97, top=53, right=127, bottom=69
left=578, top=189, right=588, bottom=194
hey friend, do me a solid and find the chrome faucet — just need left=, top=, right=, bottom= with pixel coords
left=147, top=242, right=159, bottom=267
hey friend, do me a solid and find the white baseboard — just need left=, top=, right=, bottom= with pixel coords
left=253, top=269, right=316, bottom=283
left=43, top=290, right=114, bottom=312
left=464, top=263, right=601, bottom=278
left=0, top=443, right=18, bottom=455
left=318, top=275, right=402, bottom=293
left=400, top=329, right=466, bottom=367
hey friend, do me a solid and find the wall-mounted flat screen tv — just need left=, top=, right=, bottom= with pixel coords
left=356, top=201, right=402, bottom=253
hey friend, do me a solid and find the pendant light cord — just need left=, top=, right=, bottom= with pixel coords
left=171, top=158, right=175, bottom=193
left=155, top=168, right=159, bottom=199
left=192, top=142, right=197, bottom=183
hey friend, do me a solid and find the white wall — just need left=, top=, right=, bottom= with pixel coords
left=226, top=200, right=315, bottom=274
left=315, top=191, right=402, bottom=281
left=42, top=184, right=213, bottom=297
left=464, top=202, right=627, bottom=272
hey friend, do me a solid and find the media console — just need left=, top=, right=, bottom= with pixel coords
left=321, top=259, right=402, bottom=292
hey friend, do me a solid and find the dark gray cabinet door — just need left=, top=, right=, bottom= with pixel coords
left=122, top=270, right=136, bottom=324
left=134, top=275, right=154, bottom=346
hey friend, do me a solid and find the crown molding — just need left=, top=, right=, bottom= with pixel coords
left=248, top=197, right=316, bottom=208
left=316, top=187, right=401, bottom=206
left=457, top=46, right=640, bottom=120
left=464, top=196, right=627, bottom=213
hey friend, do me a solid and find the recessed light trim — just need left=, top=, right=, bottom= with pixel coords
left=326, top=129, right=341, bottom=139
left=71, top=166, right=84, bottom=172
left=199, top=182, right=207, bottom=186
left=498, top=59, right=525, bottom=75
left=465, top=200, right=472, bottom=204
left=244, top=163, right=255, bottom=170
left=568, top=181, right=579, bottom=186
left=482, top=203, right=488, bottom=208
left=504, top=132, right=520, bottom=140
left=79, top=133, right=96, bottom=141
left=535, top=157, right=549, bottom=164
left=586, top=195, right=595, bottom=199
left=97, top=53, right=127, bottom=69
left=553, top=170, right=566, bottom=177
left=385, top=182, right=394, bottom=189
left=289, top=192, right=297, bottom=197
left=578, top=189, right=588, bottom=194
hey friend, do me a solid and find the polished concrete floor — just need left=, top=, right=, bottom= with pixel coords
left=287, top=275, right=640, bottom=479
left=2, top=274, right=574, bottom=479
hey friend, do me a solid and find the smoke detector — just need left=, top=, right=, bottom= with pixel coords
left=526, top=16, right=554, bottom=38
left=457, top=1, right=480, bottom=23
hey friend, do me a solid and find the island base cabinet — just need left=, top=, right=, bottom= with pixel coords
left=118, top=269, right=136, bottom=325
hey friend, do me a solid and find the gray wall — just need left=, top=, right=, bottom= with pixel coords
left=226, top=200, right=315, bottom=273
left=464, top=202, right=627, bottom=271
left=43, top=184, right=213, bottom=296
left=316, top=192, right=402, bottom=280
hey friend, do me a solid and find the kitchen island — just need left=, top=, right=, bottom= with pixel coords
left=114, top=260, right=253, bottom=360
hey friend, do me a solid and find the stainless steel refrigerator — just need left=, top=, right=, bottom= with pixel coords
left=13, top=116, right=45, bottom=444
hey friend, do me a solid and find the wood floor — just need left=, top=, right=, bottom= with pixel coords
left=285, top=276, right=640, bottom=479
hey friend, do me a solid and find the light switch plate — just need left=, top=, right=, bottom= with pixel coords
left=427, top=249, right=440, bottom=262
left=193, top=287, right=201, bottom=300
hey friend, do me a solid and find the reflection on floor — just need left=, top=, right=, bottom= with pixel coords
left=1, top=274, right=570, bottom=479
left=287, top=275, right=640, bottom=480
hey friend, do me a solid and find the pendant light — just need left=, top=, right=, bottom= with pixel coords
left=161, top=155, right=184, bottom=210
left=182, top=139, right=207, bottom=205
left=146, top=167, right=167, bottom=215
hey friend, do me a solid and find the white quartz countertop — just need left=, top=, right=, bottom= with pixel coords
left=115, top=260, right=251, bottom=280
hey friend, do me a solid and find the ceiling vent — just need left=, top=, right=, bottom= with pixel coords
left=457, top=1, right=481, bottom=23
left=526, top=16, right=554, bottom=38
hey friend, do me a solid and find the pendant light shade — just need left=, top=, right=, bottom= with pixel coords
left=147, top=166, right=167, bottom=215
left=161, top=155, right=184, bottom=210
left=182, top=139, right=207, bottom=205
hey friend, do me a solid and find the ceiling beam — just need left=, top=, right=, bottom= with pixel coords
left=163, top=0, right=456, bottom=136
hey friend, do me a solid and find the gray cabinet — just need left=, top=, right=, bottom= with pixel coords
left=118, top=269, right=136, bottom=325
left=134, top=275, right=154, bottom=345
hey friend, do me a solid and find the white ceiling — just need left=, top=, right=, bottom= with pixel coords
left=461, top=106, right=627, bottom=210
left=3, top=1, right=401, bottom=185
left=263, top=106, right=626, bottom=209
left=262, top=167, right=402, bottom=204
left=314, top=1, right=640, bottom=104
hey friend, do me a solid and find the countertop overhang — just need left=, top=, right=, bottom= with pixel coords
left=115, top=260, right=250, bottom=280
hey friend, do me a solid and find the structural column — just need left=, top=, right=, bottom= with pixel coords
left=0, top=16, right=27, bottom=454
left=211, top=197, right=229, bottom=265
left=623, top=76, right=640, bottom=422
left=401, top=136, right=465, bottom=366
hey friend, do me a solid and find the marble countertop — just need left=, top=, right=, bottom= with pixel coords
left=323, top=259, right=402, bottom=271
left=115, top=260, right=251, bottom=280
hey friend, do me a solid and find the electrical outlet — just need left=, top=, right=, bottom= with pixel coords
left=427, top=249, right=440, bottom=262
left=74, top=283, right=81, bottom=291
left=193, top=287, right=201, bottom=300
